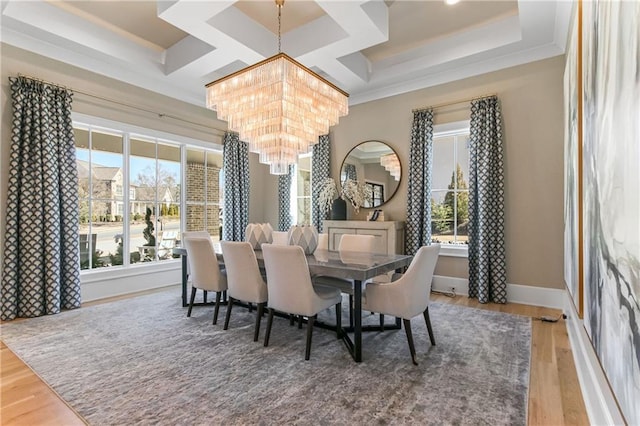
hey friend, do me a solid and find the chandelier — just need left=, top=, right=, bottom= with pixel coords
left=205, top=0, right=349, bottom=175
left=380, top=153, right=401, bottom=181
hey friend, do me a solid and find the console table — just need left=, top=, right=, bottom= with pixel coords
left=323, top=220, right=405, bottom=254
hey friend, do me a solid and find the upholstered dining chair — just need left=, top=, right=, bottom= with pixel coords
left=362, top=244, right=441, bottom=365
left=262, top=244, right=343, bottom=360
left=271, top=231, right=289, bottom=246
left=220, top=241, right=269, bottom=342
left=312, top=234, right=376, bottom=327
left=182, top=230, right=217, bottom=303
left=182, top=236, right=228, bottom=325
left=315, top=233, right=329, bottom=252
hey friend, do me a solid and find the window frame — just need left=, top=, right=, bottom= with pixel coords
left=431, top=120, right=470, bottom=258
left=72, top=112, right=224, bottom=278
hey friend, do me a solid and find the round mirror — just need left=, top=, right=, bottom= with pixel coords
left=340, top=140, right=402, bottom=208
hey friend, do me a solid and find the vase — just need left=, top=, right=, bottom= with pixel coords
left=287, top=225, right=319, bottom=254
left=331, top=198, right=347, bottom=220
left=244, top=223, right=273, bottom=249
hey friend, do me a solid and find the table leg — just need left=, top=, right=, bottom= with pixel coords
left=181, top=254, right=188, bottom=307
left=354, top=279, right=362, bottom=362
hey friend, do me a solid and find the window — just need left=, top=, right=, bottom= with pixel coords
left=74, top=118, right=223, bottom=271
left=431, top=122, right=470, bottom=247
left=290, top=155, right=312, bottom=225
left=364, top=182, right=384, bottom=207
left=75, top=126, right=124, bottom=270
left=185, top=149, right=223, bottom=241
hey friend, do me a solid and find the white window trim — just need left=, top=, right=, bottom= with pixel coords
left=432, top=120, right=470, bottom=258
left=73, top=112, right=222, bottom=279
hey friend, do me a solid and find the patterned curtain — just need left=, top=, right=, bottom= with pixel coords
left=222, top=132, right=249, bottom=242
left=468, top=96, right=507, bottom=304
left=278, top=166, right=294, bottom=231
left=344, top=163, right=357, bottom=182
left=405, top=109, right=434, bottom=256
left=311, top=134, right=331, bottom=232
left=1, top=77, right=82, bottom=321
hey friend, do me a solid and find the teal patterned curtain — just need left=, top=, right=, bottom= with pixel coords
left=311, top=134, right=331, bottom=232
left=344, top=163, right=357, bottom=182
left=405, top=109, right=434, bottom=256
left=1, top=76, right=82, bottom=320
left=222, top=132, right=249, bottom=242
left=278, top=166, right=294, bottom=231
left=468, top=96, right=506, bottom=304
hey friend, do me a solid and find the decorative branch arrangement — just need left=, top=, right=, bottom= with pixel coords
left=318, top=177, right=373, bottom=214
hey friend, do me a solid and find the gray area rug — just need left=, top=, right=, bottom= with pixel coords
left=1, top=289, right=531, bottom=425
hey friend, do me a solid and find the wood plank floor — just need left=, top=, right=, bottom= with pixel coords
left=1, top=289, right=588, bottom=425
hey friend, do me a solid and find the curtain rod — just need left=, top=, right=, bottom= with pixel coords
left=412, top=93, right=497, bottom=113
left=15, top=73, right=227, bottom=134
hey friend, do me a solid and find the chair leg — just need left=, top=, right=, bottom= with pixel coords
left=335, top=302, right=342, bottom=339
left=403, top=318, right=418, bottom=365
left=349, top=294, right=354, bottom=328
left=379, top=313, right=385, bottom=331
left=298, top=315, right=303, bottom=329
left=254, top=302, right=265, bottom=342
left=212, top=292, right=222, bottom=325
left=289, top=314, right=294, bottom=326
left=264, top=308, right=275, bottom=347
left=224, top=297, right=235, bottom=330
left=187, top=287, right=197, bottom=317
left=203, top=290, right=208, bottom=304
left=305, top=315, right=316, bottom=360
left=423, top=307, right=436, bottom=346
left=248, top=302, right=253, bottom=313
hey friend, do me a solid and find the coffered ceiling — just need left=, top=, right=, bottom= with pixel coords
left=0, top=0, right=571, bottom=107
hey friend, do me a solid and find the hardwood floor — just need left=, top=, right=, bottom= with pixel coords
left=1, top=290, right=588, bottom=425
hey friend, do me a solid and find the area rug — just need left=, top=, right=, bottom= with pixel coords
left=1, top=289, right=531, bottom=425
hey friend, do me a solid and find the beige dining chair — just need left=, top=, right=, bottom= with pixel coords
left=312, top=234, right=376, bottom=327
left=271, top=231, right=289, bottom=246
left=262, top=243, right=343, bottom=360
left=315, top=233, right=329, bottom=252
left=362, top=244, right=441, bottom=365
left=182, top=231, right=218, bottom=303
left=220, top=241, right=269, bottom=342
left=182, top=236, right=228, bottom=325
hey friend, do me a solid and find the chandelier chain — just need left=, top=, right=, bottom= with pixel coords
left=277, top=2, right=282, bottom=53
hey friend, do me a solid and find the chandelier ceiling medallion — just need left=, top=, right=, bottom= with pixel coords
left=205, top=0, right=349, bottom=175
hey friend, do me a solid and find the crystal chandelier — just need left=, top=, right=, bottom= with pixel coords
left=205, top=0, right=349, bottom=175
left=380, top=153, right=401, bottom=181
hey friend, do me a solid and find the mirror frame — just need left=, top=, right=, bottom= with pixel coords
left=340, top=140, right=402, bottom=209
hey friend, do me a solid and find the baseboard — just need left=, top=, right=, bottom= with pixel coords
left=564, top=292, right=626, bottom=425
left=432, top=276, right=564, bottom=309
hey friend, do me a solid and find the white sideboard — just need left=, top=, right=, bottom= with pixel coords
left=323, top=220, right=405, bottom=254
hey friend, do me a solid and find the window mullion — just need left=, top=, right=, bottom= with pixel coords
left=123, top=132, right=131, bottom=266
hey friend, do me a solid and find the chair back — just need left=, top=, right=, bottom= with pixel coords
left=183, top=237, right=227, bottom=292
left=220, top=241, right=268, bottom=303
left=394, top=244, right=441, bottom=317
left=271, top=231, right=289, bottom=246
left=182, top=231, right=211, bottom=241
left=338, top=234, right=376, bottom=253
left=262, top=244, right=320, bottom=316
left=315, top=233, right=329, bottom=252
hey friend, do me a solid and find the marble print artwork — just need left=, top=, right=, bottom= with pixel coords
left=582, top=1, right=640, bottom=424
left=563, top=4, right=580, bottom=312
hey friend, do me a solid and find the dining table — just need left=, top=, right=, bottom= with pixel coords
left=172, top=245, right=413, bottom=362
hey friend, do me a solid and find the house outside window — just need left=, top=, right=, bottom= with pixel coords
left=431, top=121, right=470, bottom=249
left=74, top=118, right=223, bottom=271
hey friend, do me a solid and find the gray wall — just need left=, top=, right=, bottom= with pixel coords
left=1, top=43, right=564, bottom=291
left=329, top=56, right=566, bottom=289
